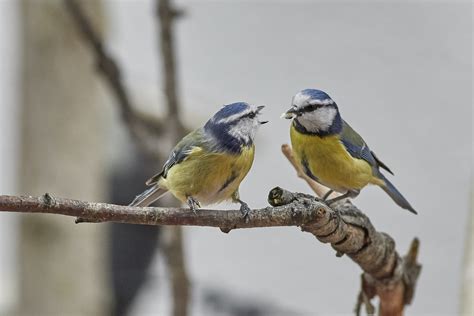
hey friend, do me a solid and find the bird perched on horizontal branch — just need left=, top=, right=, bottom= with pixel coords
left=282, top=89, right=416, bottom=214
left=130, top=102, right=267, bottom=218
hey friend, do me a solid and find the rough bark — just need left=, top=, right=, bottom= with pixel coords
left=0, top=191, right=323, bottom=228
left=18, top=1, right=109, bottom=314
left=282, top=144, right=421, bottom=316
left=0, top=185, right=421, bottom=316
left=54, top=1, right=422, bottom=314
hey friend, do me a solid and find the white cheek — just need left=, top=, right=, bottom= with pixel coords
left=298, top=107, right=337, bottom=132
left=249, top=120, right=259, bottom=140
left=228, top=119, right=259, bottom=143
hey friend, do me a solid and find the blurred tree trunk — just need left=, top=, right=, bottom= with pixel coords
left=18, top=1, right=109, bottom=315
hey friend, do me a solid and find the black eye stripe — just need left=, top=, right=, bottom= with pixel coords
left=302, top=104, right=321, bottom=112
left=240, top=111, right=256, bottom=119
left=301, top=103, right=333, bottom=113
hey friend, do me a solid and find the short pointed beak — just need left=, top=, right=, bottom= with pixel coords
left=281, top=108, right=298, bottom=119
left=256, top=105, right=268, bottom=124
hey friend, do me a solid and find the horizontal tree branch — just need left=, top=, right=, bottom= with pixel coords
left=0, top=188, right=420, bottom=277
left=0, top=187, right=420, bottom=315
left=0, top=189, right=324, bottom=230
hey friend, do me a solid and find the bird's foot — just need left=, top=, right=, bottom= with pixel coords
left=237, top=199, right=251, bottom=223
left=325, top=195, right=348, bottom=206
left=321, top=189, right=334, bottom=201
left=324, top=190, right=359, bottom=206
left=187, top=196, right=201, bottom=214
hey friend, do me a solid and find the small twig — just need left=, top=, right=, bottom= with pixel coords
left=355, top=274, right=376, bottom=316
left=156, top=0, right=183, bottom=122
left=155, top=1, right=188, bottom=315
left=357, top=237, right=421, bottom=316
left=63, top=0, right=165, bottom=158
left=402, top=238, right=422, bottom=304
left=281, top=144, right=339, bottom=199
left=161, top=225, right=190, bottom=316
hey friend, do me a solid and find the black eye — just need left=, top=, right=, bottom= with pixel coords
left=248, top=112, right=256, bottom=119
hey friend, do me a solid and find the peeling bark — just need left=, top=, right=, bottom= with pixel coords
left=0, top=187, right=421, bottom=315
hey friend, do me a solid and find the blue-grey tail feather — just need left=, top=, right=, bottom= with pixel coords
left=378, top=173, right=417, bottom=214
left=129, top=186, right=169, bottom=207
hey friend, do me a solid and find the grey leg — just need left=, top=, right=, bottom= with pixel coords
left=322, top=189, right=334, bottom=201
left=236, top=198, right=252, bottom=221
left=325, top=189, right=360, bottom=205
left=186, top=196, right=201, bottom=214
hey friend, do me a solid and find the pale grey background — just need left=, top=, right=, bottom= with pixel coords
left=103, top=1, right=472, bottom=315
left=0, top=0, right=471, bottom=315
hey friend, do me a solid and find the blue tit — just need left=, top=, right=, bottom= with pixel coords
left=130, top=102, right=268, bottom=217
left=282, top=89, right=416, bottom=214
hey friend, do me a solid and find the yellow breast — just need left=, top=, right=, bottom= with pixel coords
left=160, top=145, right=255, bottom=205
left=290, top=124, right=381, bottom=192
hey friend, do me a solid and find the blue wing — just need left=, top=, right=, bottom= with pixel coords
left=340, top=121, right=417, bottom=213
left=340, top=120, right=393, bottom=175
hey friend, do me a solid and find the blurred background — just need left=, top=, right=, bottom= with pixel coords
left=0, top=0, right=472, bottom=315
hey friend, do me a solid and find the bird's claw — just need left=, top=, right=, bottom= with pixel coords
left=321, top=189, right=334, bottom=201
left=187, top=196, right=201, bottom=214
left=239, top=201, right=251, bottom=223
left=324, top=190, right=359, bottom=206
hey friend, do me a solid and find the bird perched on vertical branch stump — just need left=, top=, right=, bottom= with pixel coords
left=282, top=88, right=416, bottom=214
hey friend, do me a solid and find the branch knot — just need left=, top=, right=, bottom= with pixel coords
left=41, top=193, right=56, bottom=208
